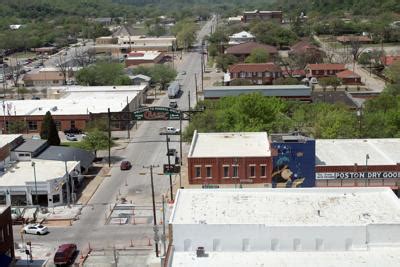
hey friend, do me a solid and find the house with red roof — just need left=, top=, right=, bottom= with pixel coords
left=227, top=63, right=282, bottom=85
left=225, top=42, right=278, bottom=62
left=335, top=70, right=362, bottom=85
left=289, top=39, right=325, bottom=65
left=305, top=64, right=346, bottom=78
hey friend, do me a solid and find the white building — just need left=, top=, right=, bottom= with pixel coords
left=228, top=31, right=255, bottom=45
left=167, top=188, right=400, bottom=266
left=0, top=159, right=80, bottom=207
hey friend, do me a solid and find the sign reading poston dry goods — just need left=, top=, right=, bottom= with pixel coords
left=317, top=172, right=400, bottom=179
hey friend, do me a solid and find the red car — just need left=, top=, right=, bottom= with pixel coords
left=120, top=161, right=132, bottom=170
left=54, top=243, right=77, bottom=265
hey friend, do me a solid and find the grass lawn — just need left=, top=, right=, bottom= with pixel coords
left=61, top=141, right=85, bottom=149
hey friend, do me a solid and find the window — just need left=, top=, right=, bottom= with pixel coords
left=249, top=165, right=256, bottom=178
left=70, top=120, right=76, bottom=128
left=184, top=239, right=192, bottom=251
left=242, top=239, right=250, bottom=251
left=18, top=153, right=30, bottom=157
left=246, top=72, right=252, bottom=77
left=345, top=238, right=352, bottom=251
left=271, top=239, right=279, bottom=251
left=232, top=165, right=239, bottom=178
left=28, top=121, right=37, bottom=131
left=265, top=72, right=271, bottom=77
left=53, top=194, right=60, bottom=203
left=257, top=72, right=262, bottom=77
left=293, top=239, right=301, bottom=251
left=316, top=238, right=324, bottom=251
left=206, top=166, right=212, bottom=178
left=223, top=166, right=229, bottom=178
left=213, top=239, right=221, bottom=251
left=55, top=120, right=61, bottom=130
left=194, top=166, right=201, bottom=178
left=260, top=165, right=267, bottom=178
left=240, top=72, right=246, bottom=78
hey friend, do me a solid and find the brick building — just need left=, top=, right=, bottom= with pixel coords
left=242, top=10, right=283, bottom=23
left=125, top=51, right=164, bottom=67
left=0, top=85, right=147, bottom=134
left=335, top=69, right=362, bottom=85
left=187, top=131, right=273, bottom=185
left=305, top=64, right=346, bottom=78
left=0, top=206, right=14, bottom=266
left=228, top=63, right=282, bottom=85
left=315, top=139, right=400, bottom=196
left=225, top=42, right=278, bottom=62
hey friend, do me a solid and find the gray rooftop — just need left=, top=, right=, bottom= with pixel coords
left=36, top=146, right=95, bottom=170
left=13, top=139, right=48, bottom=156
left=204, top=85, right=311, bottom=98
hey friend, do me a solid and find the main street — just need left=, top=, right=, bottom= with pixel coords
left=12, top=17, right=216, bottom=265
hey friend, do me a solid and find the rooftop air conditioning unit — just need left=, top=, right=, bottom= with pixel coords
left=51, top=106, right=58, bottom=111
left=196, top=247, right=207, bottom=257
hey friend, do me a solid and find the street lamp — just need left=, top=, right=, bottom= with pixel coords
left=357, top=106, right=363, bottom=138
left=59, top=154, right=71, bottom=206
left=31, top=161, right=38, bottom=206
left=365, top=154, right=370, bottom=187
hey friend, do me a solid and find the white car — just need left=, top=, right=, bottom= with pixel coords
left=166, top=127, right=180, bottom=134
left=23, top=224, right=49, bottom=235
left=66, top=133, right=78, bottom=141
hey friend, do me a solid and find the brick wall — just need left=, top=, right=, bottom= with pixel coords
left=0, top=206, right=14, bottom=261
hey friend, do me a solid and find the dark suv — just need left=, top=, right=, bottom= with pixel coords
left=54, top=243, right=77, bottom=265
left=64, top=128, right=82, bottom=135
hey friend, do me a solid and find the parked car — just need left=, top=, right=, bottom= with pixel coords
left=23, top=224, right=49, bottom=235
left=169, top=101, right=178, bottom=108
left=120, top=160, right=132, bottom=171
left=66, top=133, right=78, bottom=141
left=64, top=128, right=82, bottom=135
left=181, top=71, right=186, bottom=75
left=53, top=243, right=77, bottom=265
left=166, top=126, right=180, bottom=134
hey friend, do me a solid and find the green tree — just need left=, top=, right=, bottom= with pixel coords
left=384, top=61, right=400, bottom=84
left=244, top=48, right=270, bottom=63
left=319, top=77, right=342, bottom=91
left=40, top=111, right=60, bottom=145
left=215, top=54, right=237, bottom=72
left=80, top=129, right=111, bottom=157
left=76, top=62, right=132, bottom=86
left=172, top=20, right=198, bottom=49
left=7, top=121, right=26, bottom=134
left=230, top=79, right=252, bottom=86
left=150, top=64, right=177, bottom=90
left=251, top=21, right=298, bottom=48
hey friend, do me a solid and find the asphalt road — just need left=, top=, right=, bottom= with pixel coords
left=12, top=17, right=216, bottom=266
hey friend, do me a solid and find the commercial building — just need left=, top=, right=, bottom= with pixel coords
left=0, top=206, right=14, bottom=267
left=0, top=159, right=80, bottom=207
left=95, top=36, right=176, bottom=55
left=187, top=131, right=273, bottom=185
left=23, top=67, right=78, bottom=87
left=270, top=134, right=315, bottom=188
left=0, top=135, right=23, bottom=172
left=315, top=139, right=400, bottom=194
left=166, top=187, right=400, bottom=267
left=203, top=85, right=311, bottom=101
left=228, top=31, right=255, bottom=45
left=242, top=10, right=283, bottom=23
left=336, top=70, right=362, bottom=85
left=227, top=63, right=282, bottom=85
left=124, top=51, right=164, bottom=67
left=1, top=85, right=147, bottom=133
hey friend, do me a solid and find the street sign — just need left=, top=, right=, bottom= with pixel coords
left=163, top=164, right=180, bottom=175
left=133, top=106, right=180, bottom=121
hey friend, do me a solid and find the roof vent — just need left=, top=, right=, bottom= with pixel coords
left=196, top=247, right=207, bottom=257
left=51, top=106, right=58, bottom=111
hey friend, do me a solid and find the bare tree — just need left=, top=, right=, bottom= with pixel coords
left=348, top=38, right=365, bottom=71
left=54, top=55, right=70, bottom=85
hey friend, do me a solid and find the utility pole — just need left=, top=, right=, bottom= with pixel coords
left=165, top=134, right=174, bottom=201
left=126, top=97, right=130, bottom=139
left=143, top=165, right=160, bottom=257
left=188, top=91, right=191, bottom=111
left=162, top=195, right=167, bottom=256
left=194, top=73, right=198, bottom=102
left=201, top=47, right=204, bottom=92
left=108, top=108, right=111, bottom=167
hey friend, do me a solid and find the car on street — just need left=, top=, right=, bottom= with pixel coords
left=53, top=243, right=77, bottom=266
left=181, top=71, right=186, bottom=75
left=166, top=126, right=180, bottom=134
left=23, top=224, right=49, bottom=235
left=66, top=133, right=78, bottom=141
left=169, top=101, right=178, bottom=108
left=120, top=160, right=132, bottom=170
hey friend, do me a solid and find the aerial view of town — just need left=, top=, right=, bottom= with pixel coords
left=0, top=0, right=400, bottom=266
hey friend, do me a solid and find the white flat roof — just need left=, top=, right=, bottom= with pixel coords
left=316, top=139, right=400, bottom=166
left=188, top=131, right=270, bottom=158
left=0, top=134, right=22, bottom=148
left=171, top=248, right=400, bottom=267
left=53, top=85, right=146, bottom=93
left=126, top=51, right=162, bottom=60
left=2, top=86, right=145, bottom=116
left=0, top=160, right=79, bottom=187
left=170, top=188, right=400, bottom=225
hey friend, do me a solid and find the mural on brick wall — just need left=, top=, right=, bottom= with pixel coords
left=271, top=139, right=315, bottom=188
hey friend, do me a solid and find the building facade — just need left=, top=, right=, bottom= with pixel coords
left=228, top=31, right=255, bottom=45
left=0, top=206, right=14, bottom=267
left=336, top=70, right=362, bottom=85
left=228, top=63, right=282, bottom=85
left=125, top=51, right=164, bottom=67
left=305, top=64, right=346, bottom=78
left=315, top=139, right=400, bottom=195
left=242, top=10, right=283, bottom=23
left=167, top=188, right=400, bottom=267
left=225, top=42, right=278, bottom=62
left=187, top=131, right=273, bottom=185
